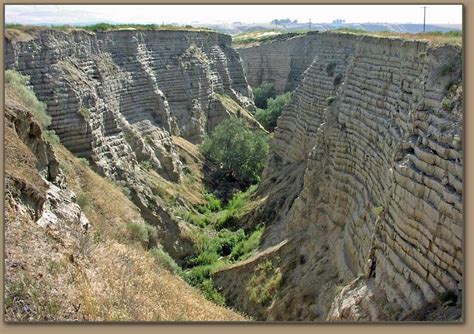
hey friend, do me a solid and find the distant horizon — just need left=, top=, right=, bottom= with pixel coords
left=4, top=20, right=463, bottom=28
left=5, top=4, right=463, bottom=26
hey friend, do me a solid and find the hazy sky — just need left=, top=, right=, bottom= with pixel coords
left=5, top=4, right=462, bottom=26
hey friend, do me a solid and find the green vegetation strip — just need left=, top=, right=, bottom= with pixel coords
left=6, top=22, right=214, bottom=33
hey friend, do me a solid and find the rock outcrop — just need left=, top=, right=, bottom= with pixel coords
left=217, top=32, right=463, bottom=321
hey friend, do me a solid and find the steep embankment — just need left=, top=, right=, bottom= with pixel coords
left=4, top=71, right=245, bottom=321
left=236, top=31, right=341, bottom=92
left=5, top=28, right=259, bottom=261
left=216, top=32, right=463, bottom=321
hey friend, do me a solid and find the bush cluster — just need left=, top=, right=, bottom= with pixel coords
left=253, top=82, right=277, bottom=109
left=201, top=118, right=269, bottom=187
left=126, top=222, right=159, bottom=249
left=255, top=91, right=292, bottom=131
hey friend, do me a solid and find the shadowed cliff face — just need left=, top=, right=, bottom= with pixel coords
left=217, top=32, right=463, bottom=321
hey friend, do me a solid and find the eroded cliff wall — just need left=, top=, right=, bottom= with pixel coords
left=216, top=32, right=463, bottom=321
left=236, top=32, right=353, bottom=92
left=6, top=29, right=254, bottom=182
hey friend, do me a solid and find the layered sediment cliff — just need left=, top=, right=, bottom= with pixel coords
left=217, top=32, right=463, bottom=321
left=6, top=29, right=254, bottom=182
left=236, top=31, right=354, bottom=92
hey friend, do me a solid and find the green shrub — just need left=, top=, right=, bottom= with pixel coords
left=5, top=70, right=51, bottom=128
left=212, top=185, right=257, bottom=230
left=197, top=192, right=222, bottom=214
left=139, top=160, right=153, bottom=171
left=189, top=250, right=220, bottom=266
left=182, top=266, right=225, bottom=305
left=6, top=22, right=214, bottom=33
left=81, top=23, right=209, bottom=33
left=439, top=290, right=458, bottom=306
left=333, top=73, right=344, bottom=86
left=78, top=105, right=91, bottom=119
left=230, top=224, right=264, bottom=261
left=326, top=96, right=336, bottom=105
left=248, top=259, right=282, bottom=306
left=417, top=52, right=427, bottom=59
left=198, top=279, right=225, bottom=305
left=447, top=83, right=458, bottom=95
left=335, top=27, right=367, bottom=34
left=441, top=97, right=453, bottom=111
left=82, top=23, right=117, bottom=32
left=150, top=247, right=182, bottom=274
left=180, top=185, right=265, bottom=304
left=76, top=192, right=90, bottom=209
left=253, top=82, right=277, bottom=109
left=213, top=209, right=237, bottom=230
left=183, top=211, right=210, bottom=228
left=373, top=205, right=384, bottom=217
left=112, top=180, right=132, bottom=198
left=5, top=23, right=26, bottom=29
left=44, top=130, right=60, bottom=145
left=126, top=222, right=158, bottom=249
left=201, top=118, right=269, bottom=187
left=255, top=92, right=292, bottom=131
left=78, top=157, right=90, bottom=166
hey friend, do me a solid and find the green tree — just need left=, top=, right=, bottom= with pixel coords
left=253, top=82, right=277, bottom=109
left=255, top=92, right=291, bottom=131
left=201, top=118, right=269, bottom=186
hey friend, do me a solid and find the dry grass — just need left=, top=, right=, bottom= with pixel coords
left=4, top=27, right=38, bottom=42
left=77, top=240, right=244, bottom=321
left=233, top=29, right=462, bottom=48
left=4, top=116, right=48, bottom=200
left=137, top=135, right=209, bottom=208
left=215, top=93, right=267, bottom=132
left=56, top=146, right=140, bottom=243
left=5, top=23, right=214, bottom=37
left=56, top=147, right=246, bottom=321
left=333, top=30, right=462, bottom=46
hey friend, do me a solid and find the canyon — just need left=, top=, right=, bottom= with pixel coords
left=4, top=28, right=463, bottom=321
